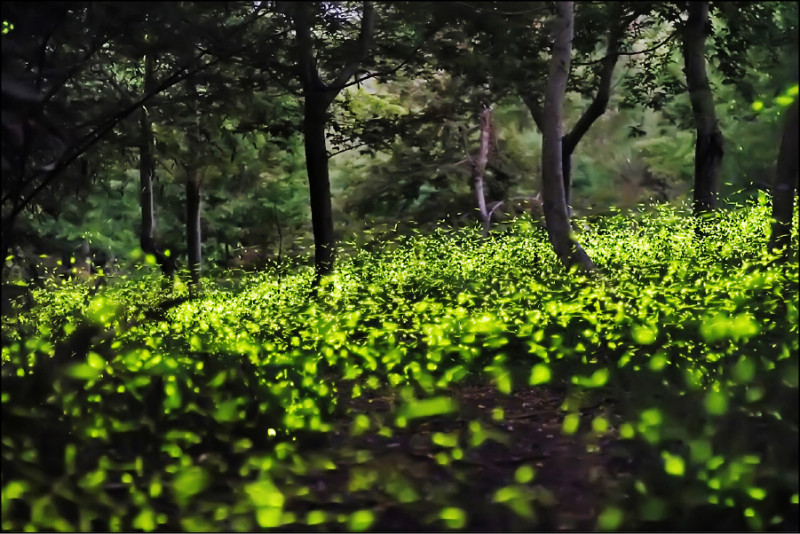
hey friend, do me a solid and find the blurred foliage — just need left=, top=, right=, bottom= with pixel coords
left=2, top=200, right=798, bottom=531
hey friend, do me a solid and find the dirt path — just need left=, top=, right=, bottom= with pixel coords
left=289, top=384, right=620, bottom=531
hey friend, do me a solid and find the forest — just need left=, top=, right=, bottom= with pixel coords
left=1, top=1, right=798, bottom=531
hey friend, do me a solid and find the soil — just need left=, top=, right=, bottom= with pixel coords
left=286, top=383, right=626, bottom=532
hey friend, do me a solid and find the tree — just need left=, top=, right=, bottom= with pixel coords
left=521, top=2, right=638, bottom=211
left=681, top=1, right=723, bottom=217
left=770, top=99, right=799, bottom=257
left=288, top=1, right=375, bottom=281
left=139, top=52, right=177, bottom=277
left=472, top=104, right=494, bottom=236
left=0, top=3, right=269, bottom=265
left=540, top=1, right=595, bottom=272
left=183, top=77, right=203, bottom=291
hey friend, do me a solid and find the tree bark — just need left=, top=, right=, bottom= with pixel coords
left=473, top=104, right=493, bottom=236
left=303, top=97, right=337, bottom=276
left=769, top=99, right=799, bottom=257
left=183, top=73, right=203, bottom=293
left=522, top=7, right=625, bottom=212
left=291, top=1, right=375, bottom=283
left=186, top=171, right=202, bottom=289
left=682, top=1, right=724, bottom=217
left=139, top=53, right=176, bottom=277
left=540, top=1, right=596, bottom=272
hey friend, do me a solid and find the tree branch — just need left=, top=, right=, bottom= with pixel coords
left=572, top=29, right=679, bottom=66
left=6, top=52, right=226, bottom=217
left=5, top=10, right=281, bottom=216
left=336, top=18, right=444, bottom=91
left=325, top=1, right=376, bottom=102
left=520, top=93, right=544, bottom=132
left=292, top=2, right=325, bottom=92
left=564, top=14, right=626, bottom=150
left=453, top=1, right=549, bottom=17
left=338, top=42, right=423, bottom=90
left=327, top=142, right=371, bottom=159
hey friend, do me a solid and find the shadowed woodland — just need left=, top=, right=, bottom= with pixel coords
left=1, top=1, right=798, bottom=531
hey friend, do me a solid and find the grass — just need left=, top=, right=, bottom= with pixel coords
left=1, top=197, right=798, bottom=531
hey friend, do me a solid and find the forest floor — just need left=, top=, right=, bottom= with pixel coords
left=288, top=384, right=625, bottom=531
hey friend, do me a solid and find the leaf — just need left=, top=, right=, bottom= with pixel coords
left=632, top=324, right=657, bottom=345
left=597, top=506, right=623, bottom=530
left=348, top=510, right=374, bottom=532
left=514, top=465, right=536, bottom=484
left=662, top=452, right=685, bottom=476
left=214, top=399, right=239, bottom=423
left=245, top=479, right=285, bottom=509
left=730, top=313, right=759, bottom=340
left=172, top=466, right=209, bottom=505
left=562, top=413, right=580, bottom=435
left=133, top=509, right=156, bottom=532
left=255, top=508, right=282, bottom=528
left=704, top=391, right=728, bottom=415
left=398, top=397, right=456, bottom=420
left=733, top=356, right=756, bottom=382
left=592, top=416, right=609, bottom=433
left=432, top=432, right=458, bottom=448
left=700, top=314, right=730, bottom=343
left=439, top=507, right=466, bottom=529
left=529, top=363, right=551, bottom=385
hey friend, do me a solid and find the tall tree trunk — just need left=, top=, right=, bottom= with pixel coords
left=682, top=0, right=724, bottom=217
left=291, top=2, right=375, bottom=283
left=183, top=74, right=203, bottom=293
left=769, top=99, right=799, bottom=257
left=186, top=171, right=202, bottom=290
left=139, top=53, right=175, bottom=277
left=522, top=4, right=626, bottom=213
left=473, top=104, right=492, bottom=236
left=540, top=1, right=596, bottom=272
left=303, top=96, right=336, bottom=276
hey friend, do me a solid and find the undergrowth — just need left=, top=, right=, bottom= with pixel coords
left=1, top=198, right=798, bottom=531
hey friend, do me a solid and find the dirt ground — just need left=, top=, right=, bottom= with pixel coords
left=288, top=384, right=625, bottom=531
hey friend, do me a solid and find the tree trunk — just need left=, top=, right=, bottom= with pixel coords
left=682, top=1, right=724, bottom=217
left=139, top=53, right=176, bottom=277
left=561, top=139, right=573, bottom=211
left=303, top=97, right=336, bottom=277
left=291, top=1, right=375, bottom=283
left=523, top=5, right=625, bottom=214
left=183, top=73, right=203, bottom=293
left=540, top=1, right=596, bottom=273
left=473, top=105, right=493, bottom=236
left=769, top=99, right=799, bottom=257
left=186, top=171, right=202, bottom=289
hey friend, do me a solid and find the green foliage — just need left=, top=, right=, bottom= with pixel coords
left=3, top=200, right=797, bottom=531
